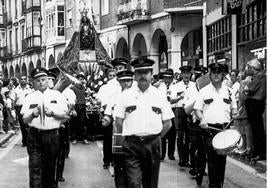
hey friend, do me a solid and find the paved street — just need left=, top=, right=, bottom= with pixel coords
left=0, top=133, right=266, bottom=188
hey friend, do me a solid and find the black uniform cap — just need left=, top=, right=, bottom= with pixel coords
left=209, top=63, right=224, bottom=73
left=162, top=68, right=174, bottom=77
left=117, top=70, right=134, bottom=80
left=179, top=65, right=192, bottom=72
left=131, top=58, right=155, bottom=71
left=48, top=67, right=59, bottom=80
left=31, top=67, right=49, bottom=79
left=194, top=66, right=205, bottom=74
left=111, top=57, right=129, bottom=67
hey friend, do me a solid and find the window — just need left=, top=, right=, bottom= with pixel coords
left=15, top=0, right=18, bottom=19
left=101, top=0, right=109, bottom=15
left=237, top=0, right=266, bottom=44
left=207, top=16, right=231, bottom=54
left=33, top=12, right=40, bottom=35
left=0, top=29, right=6, bottom=47
left=33, top=0, right=40, bottom=6
left=26, top=0, right=32, bottom=9
left=46, top=6, right=56, bottom=37
left=21, top=0, right=26, bottom=16
left=21, top=25, right=25, bottom=40
left=26, top=12, right=32, bottom=38
left=15, top=27, right=18, bottom=53
left=8, top=30, right=12, bottom=53
left=57, top=6, right=64, bottom=36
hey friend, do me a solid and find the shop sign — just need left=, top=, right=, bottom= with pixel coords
left=250, top=47, right=267, bottom=59
left=222, top=0, right=243, bottom=15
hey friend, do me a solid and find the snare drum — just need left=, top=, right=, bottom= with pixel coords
left=212, top=129, right=243, bottom=155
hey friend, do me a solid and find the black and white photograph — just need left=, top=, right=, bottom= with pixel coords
left=0, top=0, right=266, bottom=188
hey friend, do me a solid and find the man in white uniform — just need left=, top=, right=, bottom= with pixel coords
left=114, top=58, right=174, bottom=188
left=194, top=63, right=237, bottom=188
left=21, top=67, right=68, bottom=188
left=14, top=75, right=33, bottom=146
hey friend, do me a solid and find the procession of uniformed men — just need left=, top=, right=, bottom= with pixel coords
left=16, top=54, right=266, bottom=188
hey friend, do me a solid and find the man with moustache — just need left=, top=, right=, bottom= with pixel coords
left=21, top=67, right=68, bottom=188
left=114, top=58, right=174, bottom=188
left=14, top=75, right=33, bottom=146
left=194, top=63, right=237, bottom=188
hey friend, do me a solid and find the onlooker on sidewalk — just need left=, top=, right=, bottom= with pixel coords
left=244, top=59, right=266, bottom=161
left=4, top=90, right=15, bottom=134
left=233, top=69, right=254, bottom=155
left=230, top=69, right=240, bottom=103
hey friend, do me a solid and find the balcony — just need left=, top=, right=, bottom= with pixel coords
left=117, top=0, right=150, bottom=25
left=164, top=0, right=204, bottom=13
left=21, top=38, right=42, bottom=54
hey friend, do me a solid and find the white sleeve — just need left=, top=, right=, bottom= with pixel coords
left=113, top=93, right=126, bottom=119
left=160, top=93, right=174, bottom=121
left=193, top=90, right=204, bottom=111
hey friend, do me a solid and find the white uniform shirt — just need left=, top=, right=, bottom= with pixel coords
left=171, top=81, right=196, bottom=107
left=183, top=82, right=199, bottom=111
left=62, top=86, right=77, bottom=106
left=21, top=88, right=68, bottom=130
left=114, top=85, right=174, bottom=136
left=194, top=83, right=237, bottom=124
left=14, top=85, right=33, bottom=106
left=169, top=82, right=179, bottom=108
left=104, top=90, right=123, bottom=119
left=157, top=82, right=167, bottom=96
left=96, top=78, right=122, bottom=108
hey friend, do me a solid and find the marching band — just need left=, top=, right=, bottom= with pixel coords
left=14, top=55, right=265, bottom=188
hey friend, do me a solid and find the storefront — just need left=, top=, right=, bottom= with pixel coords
left=237, top=0, right=266, bottom=70
left=207, top=15, right=232, bottom=69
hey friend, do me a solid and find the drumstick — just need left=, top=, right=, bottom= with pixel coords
left=207, top=126, right=222, bottom=131
left=224, top=119, right=234, bottom=129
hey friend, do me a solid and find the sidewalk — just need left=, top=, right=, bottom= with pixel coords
left=0, top=132, right=14, bottom=147
left=228, top=153, right=266, bottom=180
left=0, top=127, right=20, bottom=147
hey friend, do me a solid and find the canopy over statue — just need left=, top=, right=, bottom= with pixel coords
left=54, top=12, right=113, bottom=93
left=56, top=13, right=112, bottom=72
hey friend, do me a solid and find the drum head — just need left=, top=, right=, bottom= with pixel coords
left=212, top=129, right=241, bottom=150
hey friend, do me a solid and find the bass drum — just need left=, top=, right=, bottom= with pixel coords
left=212, top=129, right=244, bottom=155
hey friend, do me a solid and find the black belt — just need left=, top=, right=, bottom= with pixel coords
left=29, top=127, right=58, bottom=133
left=125, top=133, right=160, bottom=141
